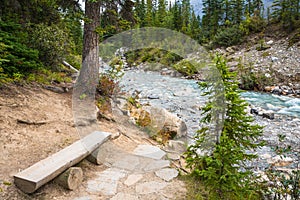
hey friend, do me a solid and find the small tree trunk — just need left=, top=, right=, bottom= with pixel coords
left=55, top=167, right=83, bottom=190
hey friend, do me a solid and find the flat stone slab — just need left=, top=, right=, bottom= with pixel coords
left=155, top=168, right=179, bottom=182
left=144, top=160, right=170, bottom=172
left=124, top=174, right=143, bottom=186
left=133, top=145, right=166, bottom=160
left=110, top=192, right=139, bottom=200
left=112, top=155, right=140, bottom=171
left=135, top=181, right=168, bottom=194
left=87, top=168, right=127, bottom=195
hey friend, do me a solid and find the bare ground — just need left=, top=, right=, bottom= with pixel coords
left=0, top=83, right=187, bottom=200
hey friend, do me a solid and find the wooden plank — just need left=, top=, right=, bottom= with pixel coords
left=14, top=131, right=111, bottom=194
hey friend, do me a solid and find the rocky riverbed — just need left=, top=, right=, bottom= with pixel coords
left=116, top=69, right=300, bottom=177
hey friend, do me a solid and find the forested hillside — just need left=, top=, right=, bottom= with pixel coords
left=1, top=0, right=299, bottom=86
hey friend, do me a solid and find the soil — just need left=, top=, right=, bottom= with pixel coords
left=0, top=83, right=187, bottom=200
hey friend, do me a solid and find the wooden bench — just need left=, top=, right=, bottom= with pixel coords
left=14, top=131, right=111, bottom=193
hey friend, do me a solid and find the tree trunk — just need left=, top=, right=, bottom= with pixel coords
left=78, top=0, right=101, bottom=95
left=83, top=0, right=101, bottom=62
left=73, top=0, right=101, bottom=136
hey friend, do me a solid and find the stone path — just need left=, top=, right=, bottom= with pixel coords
left=73, top=141, right=187, bottom=200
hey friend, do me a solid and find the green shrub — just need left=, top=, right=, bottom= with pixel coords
left=238, top=60, right=274, bottom=91
left=173, top=60, right=198, bottom=76
left=28, top=23, right=74, bottom=70
left=213, top=25, right=244, bottom=47
left=240, top=13, right=266, bottom=35
left=125, top=48, right=181, bottom=67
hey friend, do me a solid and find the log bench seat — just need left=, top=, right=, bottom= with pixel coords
left=14, top=131, right=111, bottom=193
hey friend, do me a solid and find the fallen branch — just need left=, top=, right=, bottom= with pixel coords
left=171, top=161, right=189, bottom=174
left=17, top=119, right=47, bottom=125
left=97, top=112, right=116, bottom=122
left=62, top=61, right=79, bottom=73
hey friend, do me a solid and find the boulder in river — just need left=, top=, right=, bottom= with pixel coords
left=129, top=105, right=188, bottom=143
left=262, top=111, right=275, bottom=120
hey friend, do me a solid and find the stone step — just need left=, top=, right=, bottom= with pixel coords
left=92, top=142, right=170, bottom=172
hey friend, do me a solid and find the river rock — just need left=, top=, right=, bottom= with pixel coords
left=148, top=94, right=160, bottom=99
left=271, top=56, right=279, bottom=62
left=267, top=155, right=294, bottom=167
left=133, top=144, right=166, bottom=160
left=271, top=86, right=282, bottom=95
left=250, top=108, right=259, bottom=115
left=262, top=111, right=275, bottom=120
left=127, top=102, right=188, bottom=142
left=266, top=40, right=274, bottom=45
left=264, top=86, right=275, bottom=92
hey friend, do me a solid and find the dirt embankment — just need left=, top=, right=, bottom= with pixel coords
left=0, top=84, right=79, bottom=199
left=0, top=83, right=187, bottom=200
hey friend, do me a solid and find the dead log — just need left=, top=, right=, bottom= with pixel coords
left=54, top=167, right=83, bottom=190
left=62, top=61, right=79, bottom=73
left=17, top=119, right=47, bottom=125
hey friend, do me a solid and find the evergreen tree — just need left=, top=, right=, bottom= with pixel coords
left=271, top=0, right=300, bottom=31
left=171, top=1, right=183, bottom=31
left=135, top=0, right=146, bottom=27
left=120, top=0, right=136, bottom=26
left=145, top=0, right=154, bottom=26
left=156, top=0, right=167, bottom=26
left=245, top=0, right=263, bottom=16
left=231, top=0, right=245, bottom=24
left=202, top=0, right=224, bottom=37
left=186, top=55, right=264, bottom=199
left=187, top=10, right=201, bottom=40
left=181, top=0, right=191, bottom=33
left=162, top=2, right=175, bottom=29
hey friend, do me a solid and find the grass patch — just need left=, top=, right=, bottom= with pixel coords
left=180, top=175, right=209, bottom=200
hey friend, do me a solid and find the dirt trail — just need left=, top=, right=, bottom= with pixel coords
left=0, top=84, right=187, bottom=200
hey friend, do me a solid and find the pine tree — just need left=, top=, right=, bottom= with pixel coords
left=145, top=0, right=154, bottom=26
left=187, top=10, right=201, bottom=40
left=171, top=1, right=183, bottom=31
left=231, top=0, right=244, bottom=24
left=156, top=0, right=167, bottom=26
left=181, top=0, right=191, bottom=33
left=202, top=0, right=224, bottom=37
left=120, top=0, right=136, bottom=26
left=186, top=55, right=264, bottom=199
left=135, top=0, right=146, bottom=27
left=271, top=0, right=299, bottom=31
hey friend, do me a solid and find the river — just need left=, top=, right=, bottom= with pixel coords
left=115, top=69, right=300, bottom=170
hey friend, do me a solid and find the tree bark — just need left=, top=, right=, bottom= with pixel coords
left=83, top=0, right=101, bottom=62
left=73, top=0, right=101, bottom=135
left=78, top=0, right=101, bottom=95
